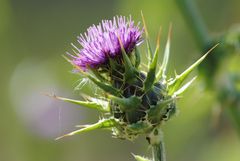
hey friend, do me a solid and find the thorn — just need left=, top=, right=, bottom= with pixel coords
left=116, top=35, right=124, bottom=51
left=174, top=70, right=178, bottom=77
left=167, top=22, right=173, bottom=42
left=205, top=43, right=219, bottom=56
left=55, top=134, right=68, bottom=140
left=141, top=11, right=149, bottom=38
left=62, top=54, right=85, bottom=74
left=156, top=26, right=162, bottom=49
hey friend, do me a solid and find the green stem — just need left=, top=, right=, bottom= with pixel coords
left=175, top=0, right=211, bottom=50
left=149, top=128, right=166, bottom=161
left=152, top=141, right=166, bottom=161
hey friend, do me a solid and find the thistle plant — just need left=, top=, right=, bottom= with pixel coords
left=52, top=14, right=217, bottom=161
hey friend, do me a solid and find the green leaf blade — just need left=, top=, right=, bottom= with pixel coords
left=144, top=39, right=161, bottom=91
left=143, top=28, right=161, bottom=92
left=141, top=11, right=153, bottom=65
left=55, top=119, right=117, bottom=140
left=88, top=75, right=120, bottom=96
left=117, top=36, right=137, bottom=83
left=168, top=44, right=218, bottom=95
left=45, top=93, right=109, bottom=112
left=109, top=95, right=141, bottom=112
left=173, top=76, right=197, bottom=96
left=156, top=24, right=172, bottom=82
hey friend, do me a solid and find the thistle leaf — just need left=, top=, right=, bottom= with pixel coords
left=141, top=11, right=153, bottom=63
left=117, top=36, right=137, bottom=83
left=109, top=95, right=141, bottom=112
left=88, top=74, right=120, bottom=96
left=134, top=47, right=141, bottom=68
left=173, top=76, right=197, bottom=96
left=132, top=154, right=151, bottom=161
left=168, top=44, right=218, bottom=95
left=143, top=28, right=161, bottom=92
left=156, top=24, right=172, bottom=82
left=55, top=119, right=117, bottom=140
left=48, top=94, right=109, bottom=112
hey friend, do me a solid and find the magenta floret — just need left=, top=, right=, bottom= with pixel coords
left=70, top=16, right=143, bottom=70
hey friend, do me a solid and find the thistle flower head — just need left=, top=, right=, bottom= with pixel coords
left=70, top=16, right=143, bottom=70
left=56, top=15, right=217, bottom=143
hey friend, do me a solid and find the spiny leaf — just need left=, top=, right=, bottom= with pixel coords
left=55, top=119, right=117, bottom=140
left=173, top=76, right=197, bottom=96
left=117, top=36, right=137, bottom=83
left=132, top=154, right=151, bottom=161
left=46, top=94, right=109, bottom=112
left=143, top=28, right=161, bottom=92
left=134, top=47, right=141, bottom=68
left=147, top=97, right=174, bottom=122
left=141, top=11, right=153, bottom=63
left=168, top=44, right=218, bottom=95
left=88, top=74, right=120, bottom=96
left=156, top=24, right=172, bottom=82
left=109, top=95, right=141, bottom=112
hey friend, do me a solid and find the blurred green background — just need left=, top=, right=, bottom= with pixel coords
left=1, top=0, right=240, bottom=161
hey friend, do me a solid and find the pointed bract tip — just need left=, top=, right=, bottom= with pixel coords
left=156, top=26, right=162, bottom=49
left=168, top=23, right=173, bottom=41
left=141, top=11, right=149, bottom=38
left=117, top=35, right=124, bottom=49
left=205, top=43, right=219, bottom=56
left=55, top=134, right=70, bottom=140
left=63, top=54, right=85, bottom=73
left=132, top=153, right=151, bottom=161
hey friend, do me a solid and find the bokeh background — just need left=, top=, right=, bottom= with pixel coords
left=1, top=0, right=240, bottom=161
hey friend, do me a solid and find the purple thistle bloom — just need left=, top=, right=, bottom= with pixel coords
left=69, top=15, right=143, bottom=70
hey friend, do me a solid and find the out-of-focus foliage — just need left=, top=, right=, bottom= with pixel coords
left=0, top=0, right=240, bottom=161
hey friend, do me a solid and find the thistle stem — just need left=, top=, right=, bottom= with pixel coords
left=152, top=140, right=166, bottom=161
left=174, top=0, right=211, bottom=50
left=148, top=128, right=166, bottom=161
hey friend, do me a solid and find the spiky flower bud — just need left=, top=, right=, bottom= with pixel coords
left=53, top=14, right=217, bottom=161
